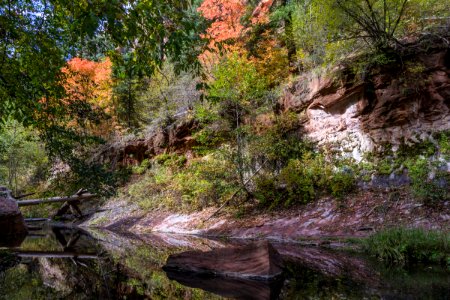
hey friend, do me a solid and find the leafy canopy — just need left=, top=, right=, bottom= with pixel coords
left=0, top=0, right=206, bottom=154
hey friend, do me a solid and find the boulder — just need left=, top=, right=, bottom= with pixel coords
left=0, top=187, right=28, bottom=247
left=163, top=241, right=284, bottom=281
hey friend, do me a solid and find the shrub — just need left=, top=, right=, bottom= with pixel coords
left=329, top=169, right=356, bottom=198
left=437, top=131, right=450, bottom=159
left=0, top=119, right=49, bottom=195
left=279, top=159, right=315, bottom=206
left=363, top=228, right=449, bottom=265
left=406, top=158, right=449, bottom=204
left=254, top=175, right=283, bottom=209
left=173, top=153, right=237, bottom=209
left=249, top=112, right=310, bottom=166
left=127, top=151, right=238, bottom=211
left=255, top=153, right=356, bottom=208
left=132, top=159, right=151, bottom=175
left=154, top=153, right=187, bottom=169
left=192, top=127, right=227, bottom=155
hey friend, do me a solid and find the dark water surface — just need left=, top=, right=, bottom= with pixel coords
left=0, top=223, right=448, bottom=299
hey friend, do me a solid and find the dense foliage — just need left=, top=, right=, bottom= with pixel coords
left=0, top=0, right=448, bottom=207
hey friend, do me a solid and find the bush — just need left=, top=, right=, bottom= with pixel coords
left=254, top=175, right=283, bottom=208
left=154, top=153, right=187, bottom=168
left=329, top=169, right=356, bottom=198
left=279, top=159, right=316, bottom=206
left=127, top=151, right=238, bottom=211
left=437, top=131, right=450, bottom=160
left=132, top=159, right=151, bottom=175
left=249, top=112, right=310, bottom=166
left=255, top=153, right=356, bottom=208
left=406, top=158, right=449, bottom=204
left=363, top=228, right=449, bottom=265
left=173, top=153, right=237, bottom=209
left=0, top=119, right=49, bottom=195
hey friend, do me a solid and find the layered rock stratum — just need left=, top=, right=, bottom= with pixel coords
left=282, top=47, right=450, bottom=159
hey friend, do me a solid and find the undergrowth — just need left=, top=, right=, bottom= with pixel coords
left=363, top=228, right=449, bottom=265
left=125, top=150, right=239, bottom=211
left=255, top=153, right=356, bottom=209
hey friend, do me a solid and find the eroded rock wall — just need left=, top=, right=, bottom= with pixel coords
left=93, top=117, right=198, bottom=167
left=281, top=48, right=450, bottom=160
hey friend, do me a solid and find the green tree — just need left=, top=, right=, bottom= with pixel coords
left=138, top=63, right=201, bottom=124
left=0, top=118, right=48, bottom=195
left=207, top=54, right=268, bottom=194
left=274, top=0, right=449, bottom=69
left=0, top=0, right=207, bottom=191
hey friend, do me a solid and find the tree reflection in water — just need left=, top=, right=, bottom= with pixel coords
left=0, top=225, right=448, bottom=299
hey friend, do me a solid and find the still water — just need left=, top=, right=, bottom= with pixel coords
left=0, top=223, right=448, bottom=299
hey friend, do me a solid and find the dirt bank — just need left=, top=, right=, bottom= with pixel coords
left=82, top=189, right=449, bottom=242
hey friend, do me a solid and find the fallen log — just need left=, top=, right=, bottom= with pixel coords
left=24, top=218, right=50, bottom=222
left=14, top=192, right=36, bottom=199
left=17, top=194, right=97, bottom=207
left=13, top=250, right=98, bottom=259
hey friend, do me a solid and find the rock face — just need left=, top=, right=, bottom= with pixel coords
left=281, top=47, right=450, bottom=159
left=0, top=187, right=28, bottom=246
left=163, top=241, right=283, bottom=281
left=94, top=117, right=197, bottom=167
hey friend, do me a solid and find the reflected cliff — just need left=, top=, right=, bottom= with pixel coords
left=0, top=223, right=448, bottom=299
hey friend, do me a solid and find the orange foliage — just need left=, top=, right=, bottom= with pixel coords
left=197, top=0, right=277, bottom=73
left=62, top=57, right=113, bottom=112
left=251, top=38, right=289, bottom=86
left=61, top=57, right=118, bottom=136
left=251, top=0, right=275, bottom=25
left=198, top=0, right=247, bottom=42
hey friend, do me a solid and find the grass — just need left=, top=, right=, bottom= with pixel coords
left=363, top=227, right=449, bottom=265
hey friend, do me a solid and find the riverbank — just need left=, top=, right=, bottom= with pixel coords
left=82, top=188, right=449, bottom=242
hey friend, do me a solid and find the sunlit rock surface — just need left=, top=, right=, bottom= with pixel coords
left=281, top=48, right=450, bottom=160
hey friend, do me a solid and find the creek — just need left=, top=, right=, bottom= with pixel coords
left=0, top=222, right=448, bottom=299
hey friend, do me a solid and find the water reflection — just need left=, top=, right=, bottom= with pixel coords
left=165, top=271, right=284, bottom=300
left=0, top=223, right=448, bottom=300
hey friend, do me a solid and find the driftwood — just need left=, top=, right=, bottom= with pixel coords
left=24, top=218, right=50, bottom=222
left=13, top=251, right=98, bottom=259
left=14, top=192, right=36, bottom=199
left=16, top=193, right=97, bottom=206
left=15, top=189, right=97, bottom=220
